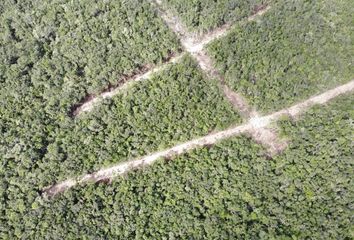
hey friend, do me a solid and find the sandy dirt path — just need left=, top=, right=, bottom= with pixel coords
left=192, top=50, right=255, bottom=117
left=73, top=4, right=270, bottom=116
left=73, top=54, right=185, bottom=116
left=43, top=80, right=354, bottom=197
left=151, top=0, right=268, bottom=118
left=151, top=1, right=286, bottom=155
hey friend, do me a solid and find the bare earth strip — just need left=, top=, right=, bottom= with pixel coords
left=249, top=127, right=289, bottom=157
left=153, top=0, right=270, bottom=53
left=43, top=80, right=354, bottom=197
left=150, top=1, right=286, bottom=154
left=192, top=51, right=255, bottom=118
left=73, top=4, right=270, bottom=116
left=74, top=54, right=185, bottom=116
left=151, top=0, right=269, bottom=118
left=184, top=6, right=271, bottom=53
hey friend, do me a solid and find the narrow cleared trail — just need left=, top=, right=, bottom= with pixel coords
left=150, top=0, right=285, bottom=153
left=43, top=80, right=354, bottom=197
left=72, top=3, right=271, bottom=116
left=184, top=5, right=271, bottom=53
left=54, top=2, right=354, bottom=200
left=151, top=0, right=268, bottom=117
left=152, top=0, right=270, bottom=53
left=192, top=50, right=255, bottom=117
left=73, top=54, right=185, bottom=116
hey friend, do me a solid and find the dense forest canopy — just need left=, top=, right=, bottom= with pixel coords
left=37, top=55, right=240, bottom=184
left=1, top=52, right=241, bottom=236
left=0, top=0, right=182, bottom=231
left=161, top=0, right=270, bottom=32
left=0, top=0, right=181, bottom=177
left=3, top=94, right=352, bottom=239
left=0, top=0, right=353, bottom=238
left=207, top=0, right=354, bottom=112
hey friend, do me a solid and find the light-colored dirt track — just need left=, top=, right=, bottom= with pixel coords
left=191, top=50, right=254, bottom=117
left=151, top=1, right=285, bottom=154
left=51, top=1, right=354, bottom=199
left=73, top=3, right=270, bottom=116
left=186, top=5, right=271, bottom=53
left=152, top=0, right=268, bottom=119
left=74, top=54, right=185, bottom=116
left=43, top=79, right=354, bottom=197
left=249, top=127, right=288, bottom=156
